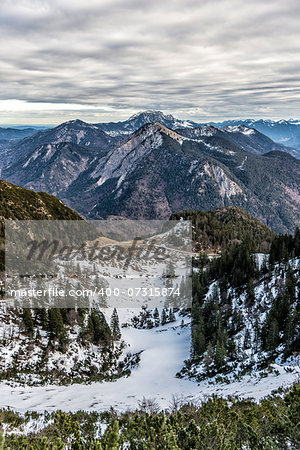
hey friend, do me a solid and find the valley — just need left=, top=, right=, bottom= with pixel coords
left=0, top=112, right=299, bottom=449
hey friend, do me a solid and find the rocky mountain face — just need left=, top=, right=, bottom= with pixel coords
left=69, top=123, right=299, bottom=234
left=0, top=127, right=42, bottom=172
left=0, top=119, right=114, bottom=170
left=3, top=142, right=95, bottom=196
left=2, top=120, right=300, bottom=234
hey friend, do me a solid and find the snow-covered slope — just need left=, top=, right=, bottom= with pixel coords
left=0, top=305, right=298, bottom=413
left=0, top=322, right=297, bottom=413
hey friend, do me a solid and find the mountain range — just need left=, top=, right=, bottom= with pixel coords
left=96, top=110, right=199, bottom=135
left=96, top=111, right=300, bottom=156
left=0, top=127, right=39, bottom=141
left=1, top=112, right=300, bottom=234
left=0, top=119, right=115, bottom=170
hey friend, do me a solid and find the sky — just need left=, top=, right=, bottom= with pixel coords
left=0, top=0, right=300, bottom=126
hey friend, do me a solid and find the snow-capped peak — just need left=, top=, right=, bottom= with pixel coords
left=224, top=124, right=256, bottom=135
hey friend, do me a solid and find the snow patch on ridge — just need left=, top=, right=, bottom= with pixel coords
left=225, top=125, right=256, bottom=135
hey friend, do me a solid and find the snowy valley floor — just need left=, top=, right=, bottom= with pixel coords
left=0, top=315, right=298, bottom=413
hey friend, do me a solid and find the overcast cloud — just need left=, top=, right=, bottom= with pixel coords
left=0, top=0, right=299, bottom=125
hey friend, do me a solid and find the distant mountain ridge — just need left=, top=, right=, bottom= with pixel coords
left=175, top=123, right=296, bottom=156
left=0, top=127, right=39, bottom=140
left=96, top=110, right=299, bottom=157
left=96, top=110, right=198, bottom=136
left=0, top=126, right=44, bottom=171
left=210, top=118, right=300, bottom=154
left=0, top=119, right=116, bottom=170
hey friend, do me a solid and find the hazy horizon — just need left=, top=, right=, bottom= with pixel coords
left=1, top=110, right=300, bottom=129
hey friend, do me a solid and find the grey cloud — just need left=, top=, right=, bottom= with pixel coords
left=0, top=0, right=299, bottom=124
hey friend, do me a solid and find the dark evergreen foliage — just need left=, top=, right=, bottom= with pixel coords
left=110, top=308, right=121, bottom=341
left=189, top=226, right=299, bottom=375
left=1, top=384, right=299, bottom=449
left=269, top=228, right=300, bottom=265
left=171, top=206, right=275, bottom=253
left=82, top=309, right=113, bottom=349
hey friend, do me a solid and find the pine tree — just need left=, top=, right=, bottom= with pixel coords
left=168, top=308, right=176, bottom=322
left=103, top=420, right=119, bottom=450
left=48, top=308, right=67, bottom=351
left=243, top=329, right=251, bottom=349
left=22, top=308, right=34, bottom=337
left=245, top=279, right=255, bottom=308
left=34, top=307, right=48, bottom=328
left=165, top=260, right=176, bottom=289
left=179, top=278, right=186, bottom=299
left=0, top=431, right=5, bottom=450
left=215, top=339, right=226, bottom=370
left=161, top=308, right=168, bottom=325
left=35, top=328, right=41, bottom=342
left=285, top=267, right=296, bottom=303
left=192, top=325, right=206, bottom=358
left=83, top=309, right=112, bottom=349
left=263, top=315, right=280, bottom=352
left=40, top=308, right=48, bottom=329
left=153, top=307, right=160, bottom=327
left=166, top=260, right=175, bottom=278
left=110, top=308, right=121, bottom=340
left=48, top=309, right=65, bottom=339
